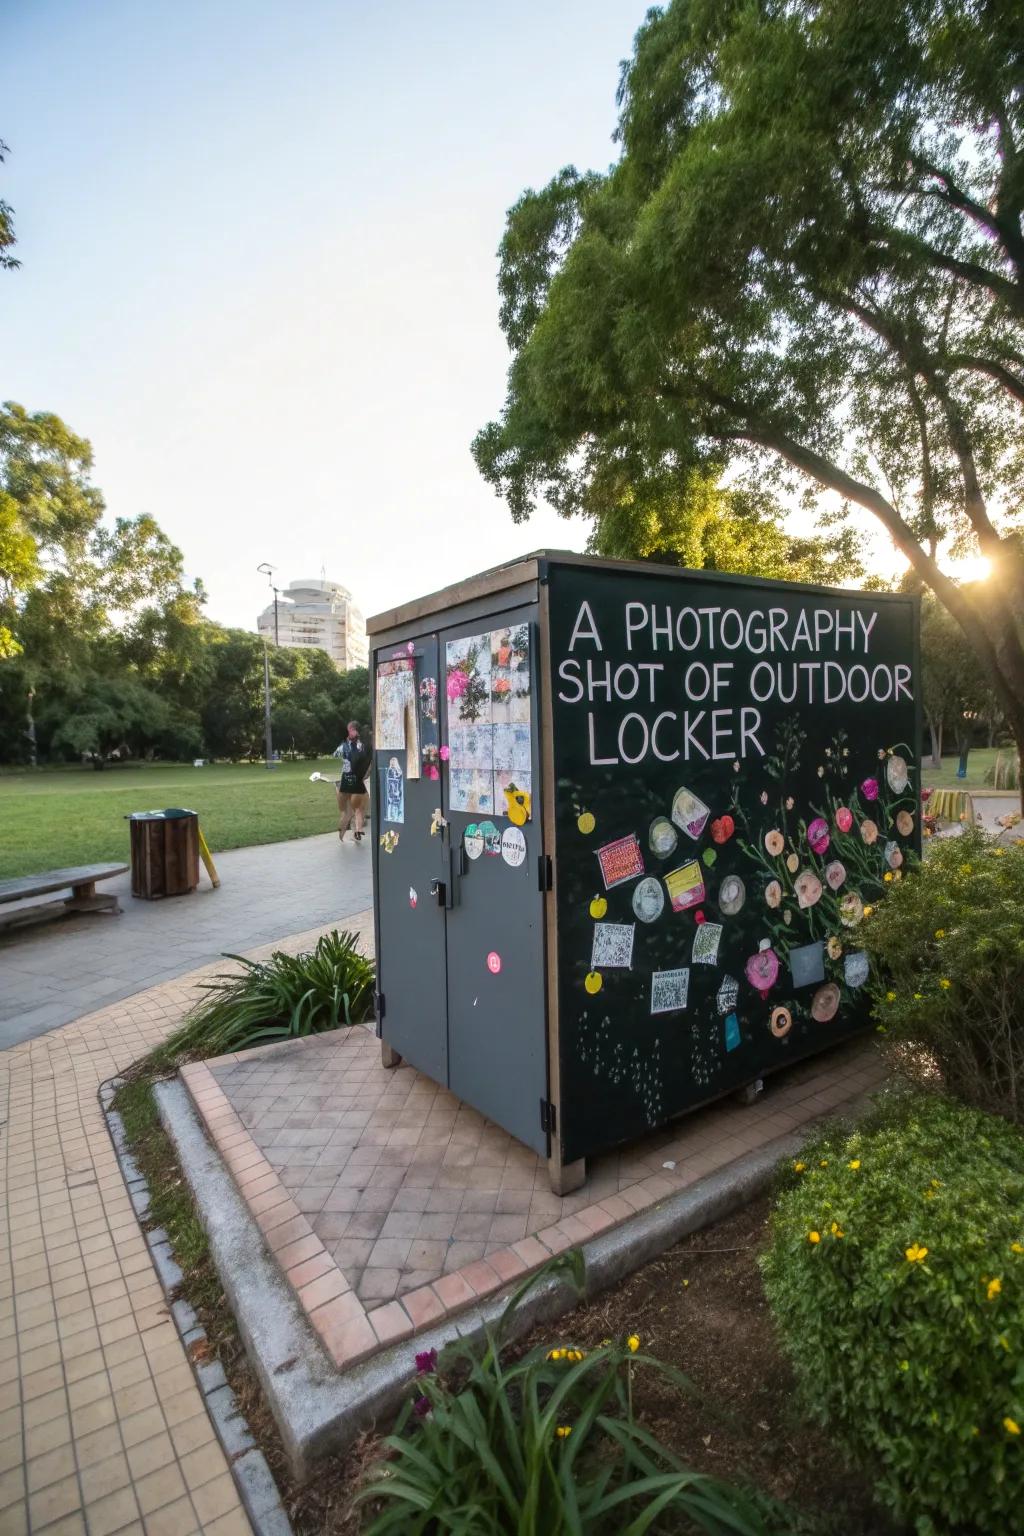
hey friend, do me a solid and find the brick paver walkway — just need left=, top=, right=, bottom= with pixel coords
left=183, top=1025, right=886, bottom=1372
left=0, top=920, right=355, bottom=1536
left=1, top=833, right=372, bottom=1050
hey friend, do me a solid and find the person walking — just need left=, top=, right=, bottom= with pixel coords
left=333, top=721, right=372, bottom=843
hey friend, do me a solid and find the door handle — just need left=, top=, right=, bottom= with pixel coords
left=431, top=879, right=447, bottom=908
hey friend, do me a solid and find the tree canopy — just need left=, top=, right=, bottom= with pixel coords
left=0, top=402, right=368, bottom=765
left=474, top=0, right=1024, bottom=760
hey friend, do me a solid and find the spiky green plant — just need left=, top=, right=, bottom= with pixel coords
left=358, top=1253, right=792, bottom=1535
left=168, top=928, right=374, bottom=1057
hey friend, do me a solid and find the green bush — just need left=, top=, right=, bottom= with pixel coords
left=761, top=1094, right=1024, bottom=1534
left=359, top=1254, right=794, bottom=1535
left=168, top=928, right=374, bottom=1057
left=861, top=826, right=1024, bottom=1123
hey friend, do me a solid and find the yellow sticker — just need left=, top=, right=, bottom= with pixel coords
left=584, top=970, right=603, bottom=994
left=589, top=896, right=608, bottom=919
left=505, top=786, right=531, bottom=825
left=577, top=811, right=596, bottom=835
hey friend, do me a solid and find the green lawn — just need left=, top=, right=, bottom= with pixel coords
left=921, top=747, right=1014, bottom=792
left=0, top=760, right=348, bottom=880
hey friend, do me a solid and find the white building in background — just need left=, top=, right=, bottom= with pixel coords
left=257, top=578, right=368, bottom=671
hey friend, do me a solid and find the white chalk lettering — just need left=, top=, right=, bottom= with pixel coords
left=569, top=602, right=603, bottom=652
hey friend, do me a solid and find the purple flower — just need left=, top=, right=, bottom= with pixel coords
left=861, top=777, right=879, bottom=802
left=413, top=1395, right=431, bottom=1417
left=415, top=1349, right=437, bottom=1375
left=807, top=817, right=830, bottom=855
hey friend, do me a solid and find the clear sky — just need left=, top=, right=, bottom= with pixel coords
left=2, top=0, right=658, bottom=631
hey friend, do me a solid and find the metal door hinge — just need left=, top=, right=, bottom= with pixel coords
left=538, top=854, right=553, bottom=892
left=540, top=1099, right=557, bottom=1135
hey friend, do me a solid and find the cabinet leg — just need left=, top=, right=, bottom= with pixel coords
left=380, top=1040, right=403, bottom=1070
left=547, top=1155, right=585, bottom=1196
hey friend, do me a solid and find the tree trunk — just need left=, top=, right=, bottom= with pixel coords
left=25, top=688, right=36, bottom=769
left=927, top=716, right=943, bottom=768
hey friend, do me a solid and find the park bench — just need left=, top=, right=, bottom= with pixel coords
left=0, top=863, right=129, bottom=935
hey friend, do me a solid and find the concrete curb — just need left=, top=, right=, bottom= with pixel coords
left=155, top=1070, right=880, bottom=1477
left=99, top=1076, right=295, bottom=1536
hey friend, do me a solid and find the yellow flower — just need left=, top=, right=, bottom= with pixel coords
left=626, top=1334, right=640, bottom=1353
left=547, top=1348, right=567, bottom=1360
left=939, top=979, right=952, bottom=990
left=808, top=1231, right=821, bottom=1244
left=863, top=905, right=874, bottom=918
left=898, top=1359, right=909, bottom=1371
left=555, top=1424, right=572, bottom=1439
left=566, top=1349, right=585, bottom=1362
left=1004, top=1418, right=1021, bottom=1436
left=794, top=1161, right=807, bottom=1172
left=988, top=1277, right=1002, bottom=1300
left=934, top=929, right=946, bottom=939
left=930, top=1179, right=941, bottom=1188
left=1012, top=1243, right=1024, bottom=1255
left=883, top=871, right=894, bottom=883
left=960, top=864, right=973, bottom=875
left=905, top=1243, right=928, bottom=1263
left=831, top=1222, right=845, bottom=1238
left=914, top=993, right=923, bottom=1000
left=848, top=1159, right=861, bottom=1170
left=886, top=991, right=896, bottom=1003
left=819, top=1159, right=828, bottom=1168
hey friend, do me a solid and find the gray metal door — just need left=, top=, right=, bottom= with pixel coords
left=374, top=633, right=449, bottom=1085
left=441, top=607, right=548, bottom=1155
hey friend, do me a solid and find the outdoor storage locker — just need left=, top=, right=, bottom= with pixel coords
left=368, top=553, right=920, bottom=1194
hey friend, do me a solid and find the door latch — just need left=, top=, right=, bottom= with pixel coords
left=430, top=879, right=447, bottom=908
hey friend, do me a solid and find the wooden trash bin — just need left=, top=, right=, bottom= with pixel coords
left=127, top=809, right=200, bottom=899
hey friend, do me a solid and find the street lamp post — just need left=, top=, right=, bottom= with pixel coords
left=257, top=563, right=279, bottom=769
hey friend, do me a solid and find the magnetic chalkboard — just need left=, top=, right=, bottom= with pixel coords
left=547, top=562, right=920, bottom=1165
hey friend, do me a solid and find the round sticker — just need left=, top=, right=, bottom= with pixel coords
left=718, top=874, right=746, bottom=916
left=501, top=826, right=527, bottom=868
left=702, top=847, right=717, bottom=868
left=825, top=859, right=847, bottom=891
left=464, top=824, right=484, bottom=860
left=486, top=951, right=502, bottom=974
left=632, top=877, right=665, bottom=923
left=886, top=754, right=909, bottom=794
left=577, top=811, right=596, bottom=835
left=811, top=982, right=841, bottom=1023
left=795, top=869, right=823, bottom=909
left=649, top=817, right=678, bottom=857
left=584, top=970, right=603, bottom=994
left=479, top=820, right=501, bottom=856
left=844, top=950, right=870, bottom=989
left=769, top=1006, right=793, bottom=1039
left=589, top=895, right=608, bottom=919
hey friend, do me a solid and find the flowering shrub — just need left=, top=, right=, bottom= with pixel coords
left=359, top=1254, right=793, bottom=1533
left=860, top=827, right=1024, bottom=1124
left=761, top=1094, right=1024, bottom=1534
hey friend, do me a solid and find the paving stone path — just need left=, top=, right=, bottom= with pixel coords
left=0, top=919, right=352, bottom=1536
left=1, top=834, right=372, bottom=1051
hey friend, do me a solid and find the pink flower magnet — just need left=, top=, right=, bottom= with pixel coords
left=745, top=944, right=780, bottom=998
left=439, top=745, right=450, bottom=761
left=861, top=777, right=880, bottom=802
left=807, top=817, right=830, bottom=855
left=835, top=806, right=854, bottom=833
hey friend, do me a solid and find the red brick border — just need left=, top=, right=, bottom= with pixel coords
left=182, top=1036, right=886, bottom=1371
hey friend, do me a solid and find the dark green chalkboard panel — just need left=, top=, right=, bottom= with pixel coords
left=547, top=562, right=920, bottom=1166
